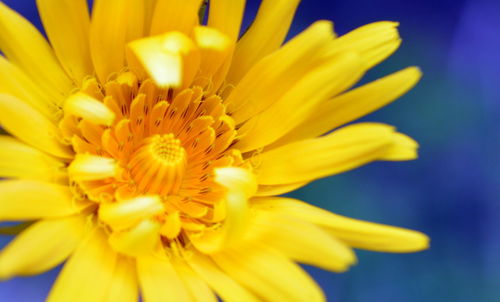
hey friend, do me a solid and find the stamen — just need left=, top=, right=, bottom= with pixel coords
left=129, top=134, right=187, bottom=195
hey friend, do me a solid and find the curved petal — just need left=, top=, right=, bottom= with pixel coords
left=0, top=94, right=73, bottom=159
left=36, top=0, right=93, bottom=83
left=227, top=0, right=301, bottom=84
left=211, top=242, right=325, bottom=302
left=90, top=0, right=145, bottom=82
left=255, top=123, right=417, bottom=185
left=325, top=21, right=402, bottom=69
left=208, top=0, right=245, bottom=43
left=190, top=167, right=257, bottom=253
left=253, top=197, right=430, bottom=253
left=102, top=257, right=138, bottom=302
left=0, top=56, right=60, bottom=121
left=173, top=259, right=218, bottom=302
left=137, top=255, right=192, bottom=302
left=150, top=0, right=202, bottom=35
left=226, top=21, right=335, bottom=123
left=0, top=2, right=73, bottom=102
left=269, top=67, right=422, bottom=148
left=0, top=180, right=88, bottom=221
left=188, top=253, right=259, bottom=302
left=0, top=135, right=66, bottom=182
left=234, top=52, right=363, bottom=152
left=247, top=209, right=356, bottom=272
left=0, top=215, right=86, bottom=279
left=47, top=227, right=119, bottom=302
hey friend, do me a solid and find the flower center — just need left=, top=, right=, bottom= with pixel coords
left=60, top=70, right=248, bottom=256
left=129, top=134, right=187, bottom=195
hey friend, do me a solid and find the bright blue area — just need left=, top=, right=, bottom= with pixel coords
left=1, top=0, right=498, bottom=301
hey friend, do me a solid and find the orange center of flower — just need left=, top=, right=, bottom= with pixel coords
left=60, top=71, right=247, bottom=255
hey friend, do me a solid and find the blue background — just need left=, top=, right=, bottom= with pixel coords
left=1, top=0, right=499, bottom=301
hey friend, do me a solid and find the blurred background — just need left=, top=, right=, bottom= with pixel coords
left=1, top=0, right=498, bottom=301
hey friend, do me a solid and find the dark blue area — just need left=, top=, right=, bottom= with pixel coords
left=1, top=0, right=498, bottom=301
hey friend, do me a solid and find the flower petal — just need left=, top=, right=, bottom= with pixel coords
left=208, top=0, right=246, bottom=42
left=102, top=257, right=139, bottom=302
left=0, top=215, right=86, bottom=279
left=0, top=180, right=88, bottom=221
left=90, top=0, right=145, bottom=82
left=255, top=123, right=415, bottom=185
left=137, top=255, right=192, bottom=302
left=247, top=209, right=356, bottom=272
left=64, top=92, right=116, bottom=126
left=0, top=56, right=60, bottom=121
left=270, top=67, right=422, bottom=148
left=0, top=2, right=73, bottom=102
left=150, top=0, right=202, bottom=35
left=47, top=227, right=119, bottom=302
left=235, top=52, right=364, bottom=152
left=0, top=135, right=66, bottom=182
left=211, top=242, right=325, bottom=302
left=190, top=167, right=256, bottom=253
left=188, top=253, right=259, bottom=302
left=226, top=21, right=335, bottom=123
left=173, top=259, right=218, bottom=302
left=0, top=94, right=73, bottom=159
left=36, top=0, right=93, bottom=83
left=227, top=0, right=301, bottom=84
left=68, top=154, right=118, bottom=181
left=127, top=32, right=198, bottom=88
left=253, top=197, right=430, bottom=253
left=99, top=196, right=164, bottom=231
left=326, top=21, right=402, bottom=69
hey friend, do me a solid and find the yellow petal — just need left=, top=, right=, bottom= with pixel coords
left=0, top=94, right=73, bottom=159
left=143, top=0, right=158, bottom=34
left=227, top=0, right=301, bottom=84
left=102, top=256, right=139, bottom=302
left=208, top=0, right=246, bottom=42
left=99, top=196, right=164, bottom=231
left=0, top=56, right=60, bottom=121
left=253, top=197, right=430, bottom=253
left=90, top=0, right=145, bottom=82
left=64, top=92, right=115, bottom=126
left=235, top=53, right=364, bottom=152
left=256, top=123, right=410, bottom=185
left=127, top=32, right=198, bottom=88
left=326, top=21, right=401, bottom=69
left=226, top=21, right=335, bottom=123
left=211, top=242, right=325, bottom=302
left=0, top=3, right=73, bottom=102
left=380, top=132, right=419, bottom=161
left=247, top=210, right=356, bottom=272
left=190, top=167, right=256, bottom=253
left=270, top=67, right=422, bottom=148
left=160, top=211, right=182, bottom=239
left=0, top=135, right=66, bottom=182
left=47, top=227, right=119, bottom=302
left=68, top=154, right=118, bottom=181
left=0, top=180, right=87, bottom=221
left=188, top=253, right=259, bottom=302
left=0, top=215, right=86, bottom=279
left=137, top=255, right=192, bottom=302
left=150, top=0, right=202, bottom=35
left=36, top=0, right=93, bottom=83
left=108, top=219, right=161, bottom=257
left=173, top=259, right=218, bottom=302
left=194, top=26, right=232, bottom=78
left=255, top=182, right=308, bottom=197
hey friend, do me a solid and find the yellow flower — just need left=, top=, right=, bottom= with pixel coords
left=0, top=1, right=429, bottom=301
